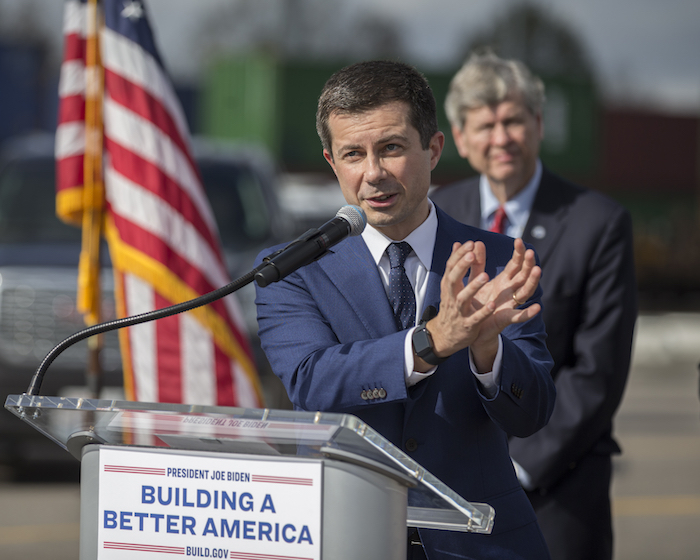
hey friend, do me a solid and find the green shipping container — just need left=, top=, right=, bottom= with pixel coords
left=202, top=55, right=599, bottom=181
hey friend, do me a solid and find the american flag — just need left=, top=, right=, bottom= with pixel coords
left=55, top=0, right=263, bottom=408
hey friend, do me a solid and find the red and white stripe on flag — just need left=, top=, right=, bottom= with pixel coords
left=55, top=0, right=263, bottom=408
left=56, top=0, right=89, bottom=224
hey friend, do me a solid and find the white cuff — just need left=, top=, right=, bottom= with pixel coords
left=468, top=335, right=503, bottom=398
left=404, top=328, right=437, bottom=387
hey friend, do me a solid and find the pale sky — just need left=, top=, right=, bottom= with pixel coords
left=366, top=0, right=700, bottom=113
left=1, top=0, right=699, bottom=114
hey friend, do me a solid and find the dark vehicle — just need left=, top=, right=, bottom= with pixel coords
left=0, top=132, right=293, bottom=467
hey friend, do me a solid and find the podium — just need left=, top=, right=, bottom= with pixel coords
left=5, top=394, right=494, bottom=559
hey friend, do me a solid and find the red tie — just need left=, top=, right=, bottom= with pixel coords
left=490, top=206, right=507, bottom=234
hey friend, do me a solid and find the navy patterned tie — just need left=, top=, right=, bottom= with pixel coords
left=386, top=242, right=416, bottom=330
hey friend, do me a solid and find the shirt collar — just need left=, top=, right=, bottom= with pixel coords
left=480, top=159, right=542, bottom=237
left=362, top=199, right=437, bottom=269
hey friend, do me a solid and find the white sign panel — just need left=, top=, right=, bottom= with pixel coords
left=97, top=447, right=322, bottom=559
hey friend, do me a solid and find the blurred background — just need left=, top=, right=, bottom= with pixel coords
left=2, top=0, right=700, bottom=307
left=1, top=0, right=699, bottom=558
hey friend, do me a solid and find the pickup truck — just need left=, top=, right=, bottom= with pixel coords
left=0, top=132, right=294, bottom=468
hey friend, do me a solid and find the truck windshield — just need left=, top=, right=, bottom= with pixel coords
left=0, top=157, right=272, bottom=251
left=0, top=159, right=82, bottom=244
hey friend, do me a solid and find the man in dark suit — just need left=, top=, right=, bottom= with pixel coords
left=255, top=60, right=556, bottom=559
left=431, top=52, right=638, bottom=559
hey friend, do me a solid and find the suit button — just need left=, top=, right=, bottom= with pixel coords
left=378, top=388, right=387, bottom=398
left=361, top=390, right=369, bottom=400
left=405, top=438, right=418, bottom=452
left=510, top=384, right=523, bottom=399
left=372, top=388, right=381, bottom=399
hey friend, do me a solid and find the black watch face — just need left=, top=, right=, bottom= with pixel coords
left=413, top=325, right=444, bottom=365
left=413, top=327, right=432, bottom=357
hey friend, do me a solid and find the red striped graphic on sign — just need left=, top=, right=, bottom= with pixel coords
left=103, top=464, right=165, bottom=476
left=103, top=541, right=184, bottom=554
left=251, top=475, right=314, bottom=486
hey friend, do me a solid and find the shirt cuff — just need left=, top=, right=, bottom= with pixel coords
left=468, top=335, right=503, bottom=398
left=404, top=327, right=437, bottom=387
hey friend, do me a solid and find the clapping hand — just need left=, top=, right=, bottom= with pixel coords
left=417, top=238, right=541, bottom=373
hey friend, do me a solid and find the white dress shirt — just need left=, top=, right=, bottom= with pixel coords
left=361, top=200, right=502, bottom=395
left=480, top=159, right=542, bottom=238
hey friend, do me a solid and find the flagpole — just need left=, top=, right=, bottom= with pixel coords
left=79, top=0, right=105, bottom=398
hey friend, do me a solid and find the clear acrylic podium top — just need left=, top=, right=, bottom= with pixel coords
left=5, top=393, right=494, bottom=534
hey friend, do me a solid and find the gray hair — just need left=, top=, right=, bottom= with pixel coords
left=445, top=51, right=545, bottom=129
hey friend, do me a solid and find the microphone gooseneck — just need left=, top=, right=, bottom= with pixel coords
left=254, top=205, right=366, bottom=288
left=26, top=268, right=262, bottom=397
left=25, top=205, right=366, bottom=397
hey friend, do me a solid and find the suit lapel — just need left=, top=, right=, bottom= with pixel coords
left=317, top=236, right=398, bottom=338
left=456, top=178, right=482, bottom=228
left=315, top=210, right=483, bottom=334
left=316, top=216, right=455, bottom=333
left=466, top=180, right=482, bottom=228
left=431, top=177, right=481, bottom=229
left=425, top=207, right=479, bottom=312
left=521, top=169, right=572, bottom=266
left=426, top=214, right=450, bottom=310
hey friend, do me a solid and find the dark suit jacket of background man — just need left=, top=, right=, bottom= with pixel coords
left=255, top=207, right=556, bottom=560
left=431, top=167, right=637, bottom=545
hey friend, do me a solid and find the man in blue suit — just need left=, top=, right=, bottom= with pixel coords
left=255, top=60, right=556, bottom=559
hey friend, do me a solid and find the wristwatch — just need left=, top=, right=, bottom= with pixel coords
left=412, top=305, right=446, bottom=366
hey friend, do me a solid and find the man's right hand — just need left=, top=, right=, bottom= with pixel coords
left=421, top=238, right=541, bottom=373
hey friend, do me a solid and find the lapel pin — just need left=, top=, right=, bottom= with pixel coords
left=531, top=225, right=546, bottom=239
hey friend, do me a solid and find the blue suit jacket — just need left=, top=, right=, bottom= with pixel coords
left=255, top=207, right=555, bottom=559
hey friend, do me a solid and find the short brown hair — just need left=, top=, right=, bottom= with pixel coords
left=316, top=60, right=438, bottom=155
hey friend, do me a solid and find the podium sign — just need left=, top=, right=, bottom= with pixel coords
left=97, top=447, right=322, bottom=559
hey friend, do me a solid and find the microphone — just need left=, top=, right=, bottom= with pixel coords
left=254, top=205, right=366, bottom=287
left=25, top=205, right=365, bottom=396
